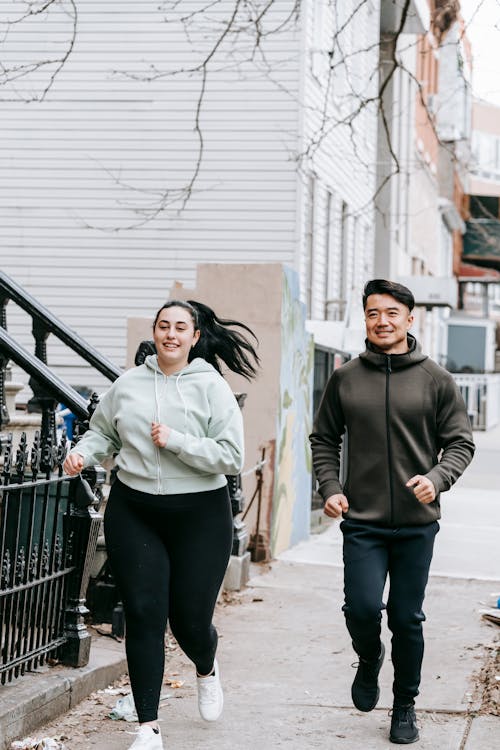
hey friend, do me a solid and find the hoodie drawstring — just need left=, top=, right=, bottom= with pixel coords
left=154, top=368, right=189, bottom=492
left=155, top=368, right=188, bottom=432
left=154, top=368, right=164, bottom=424
left=175, top=373, right=188, bottom=432
left=153, top=368, right=168, bottom=492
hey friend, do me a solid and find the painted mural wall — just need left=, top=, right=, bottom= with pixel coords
left=125, top=262, right=314, bottom=559
left=271, top=267, right=314, bottom=556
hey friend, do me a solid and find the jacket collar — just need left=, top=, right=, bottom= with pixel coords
left=359, top=334, right=428, bottom=371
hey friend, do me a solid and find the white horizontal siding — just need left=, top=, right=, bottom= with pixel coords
left=1, top=0, right=301, bottom=393
left=298, top=0, right=379, bottom=323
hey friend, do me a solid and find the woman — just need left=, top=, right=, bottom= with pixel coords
left=64, top=300, right=259, bottom=750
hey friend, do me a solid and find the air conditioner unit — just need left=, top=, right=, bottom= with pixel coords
left=397, top=276, right=458, bottom=308
left=446, top=315, right=497, bottom=373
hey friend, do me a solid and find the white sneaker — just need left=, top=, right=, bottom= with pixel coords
left=128, top=725, right=164, bottom=750
left=197, top=658, right=224, bottom=721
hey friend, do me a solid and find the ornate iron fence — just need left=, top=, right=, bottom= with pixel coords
left=0, top=270, right=120, bottom=685
left=0, top=430, right=104, bottom=685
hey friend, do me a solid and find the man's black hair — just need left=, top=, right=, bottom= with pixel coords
left=362, top=279, right=415, bottom=312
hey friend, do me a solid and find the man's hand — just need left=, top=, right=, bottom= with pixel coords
left=324, top=493, right=349, bottom=518
left=151, top=422, right=171, bottom=448
left=63, top=452, right=84, bottom=476
left=406, top=475, right=436, bottom=504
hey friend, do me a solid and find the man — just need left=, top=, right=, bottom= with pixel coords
left=309, top=279, right=474, bottom=744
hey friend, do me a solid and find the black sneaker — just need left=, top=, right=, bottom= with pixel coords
left=389, top=704, right=419, bottom=744
left=351, top=642, right=385, bottom=712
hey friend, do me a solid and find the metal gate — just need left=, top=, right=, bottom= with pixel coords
left=0, top=430, right=103, bottom=685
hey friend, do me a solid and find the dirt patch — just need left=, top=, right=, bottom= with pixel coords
left=475, top=642, right=500, bottom=716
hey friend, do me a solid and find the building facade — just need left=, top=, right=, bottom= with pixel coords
left=374, top=1, right=472, bottom=364
left=2, top=0, right=490, bottom=551
left=0, top=0, right=382, bottom=554
left=460, top=98, right=500, bottom=366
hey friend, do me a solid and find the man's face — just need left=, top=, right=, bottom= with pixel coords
left=364, top=293, right=414, bottom=354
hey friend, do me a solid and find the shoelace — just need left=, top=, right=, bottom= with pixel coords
left=127, top=727, right=160, bottom=737
left=389, top=706, right=415, bottom=725
left=351, top=659, right=379, bottom=677
left=199, top=679, right=219, bottom=702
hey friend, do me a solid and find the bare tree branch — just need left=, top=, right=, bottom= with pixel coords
left=1, top=0, right=477, bottom=231
left=0, top=0, right=77, bottom=102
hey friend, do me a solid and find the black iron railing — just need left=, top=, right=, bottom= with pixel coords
left=0, top=271, right=120, bottom=684
left=0, top=429, right=105, bottom=684
left=0, top=270, right=122, bottom=440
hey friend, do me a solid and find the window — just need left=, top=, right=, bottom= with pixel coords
left=339, top=200, right=349, bottom=318
left=323, top=190, right=334, bottom=320
left=305, top=176, right=317, bottom=317
left=440, top=219, right=453, bottom=277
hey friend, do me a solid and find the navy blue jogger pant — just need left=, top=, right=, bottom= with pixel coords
left=341, top=519, right=439, bottom=706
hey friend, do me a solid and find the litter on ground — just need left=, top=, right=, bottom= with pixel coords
left=109, top=692, right=172, bottom=722
left=11, top=739, right=67, bottom=750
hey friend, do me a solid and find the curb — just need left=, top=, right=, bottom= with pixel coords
left=0, top=637, right=127, bottom=750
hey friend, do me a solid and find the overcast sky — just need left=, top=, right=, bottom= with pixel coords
left=460, top=0, right=500, bottom=106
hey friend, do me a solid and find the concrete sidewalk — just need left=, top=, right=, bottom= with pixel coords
left=1, top=425, right=499, bottom=749
left=15, top=562, right=497, bottom=750
left=280, top=424, right=500, bottom=581
left=0, top=634, right=128, bottom=749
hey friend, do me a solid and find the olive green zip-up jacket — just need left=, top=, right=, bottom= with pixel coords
left=309, top=336, right=475, bottom=526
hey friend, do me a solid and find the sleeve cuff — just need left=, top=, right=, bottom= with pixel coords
left=166, top=429, right=185, bottom=454
left=425, top=468, right=446, bottom=493
left=69, top=447, right=90, bottom=467
left=319, top=481, right=343, bottom=501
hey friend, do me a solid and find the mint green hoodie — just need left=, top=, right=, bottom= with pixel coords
left=71, top=356, right=244, bottom=495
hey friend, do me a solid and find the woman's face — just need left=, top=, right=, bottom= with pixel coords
left=153, top=306, right=200, bottom=374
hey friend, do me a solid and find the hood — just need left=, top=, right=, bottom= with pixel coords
left=146, top=355, right=221, bottom=431
left=359, top=334, right=428, bottom=371
left=144, top=355, right=217, bottom=376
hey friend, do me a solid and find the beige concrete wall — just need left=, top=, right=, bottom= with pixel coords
left=126, top=263, right=284, bottom=554
left=468, top=177, right=500, bottom=198
left=473, top=100, right=500, bottom=135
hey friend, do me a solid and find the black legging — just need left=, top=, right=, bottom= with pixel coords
left=104, top=478, right=233, bottom=723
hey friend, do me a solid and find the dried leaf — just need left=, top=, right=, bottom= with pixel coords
left=164, top=679, right=184, bottom=688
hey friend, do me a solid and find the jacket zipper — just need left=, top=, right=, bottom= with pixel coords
left=385, top=355, right=394, bottom=525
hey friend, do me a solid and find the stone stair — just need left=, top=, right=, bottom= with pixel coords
left=0, top=379, right=43, bottom=451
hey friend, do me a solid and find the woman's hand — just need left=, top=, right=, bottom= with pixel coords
left=151, top=422, right=171, bottom=448
left=63, top=452, right=84, bottom=476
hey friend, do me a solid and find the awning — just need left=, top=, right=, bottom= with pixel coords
left=463, top=220, right=500, bottom=271
left=458, top=261, right=500, bottom=282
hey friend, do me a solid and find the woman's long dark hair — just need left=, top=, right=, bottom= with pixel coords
left=153, top=299, right=260, bottom=380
